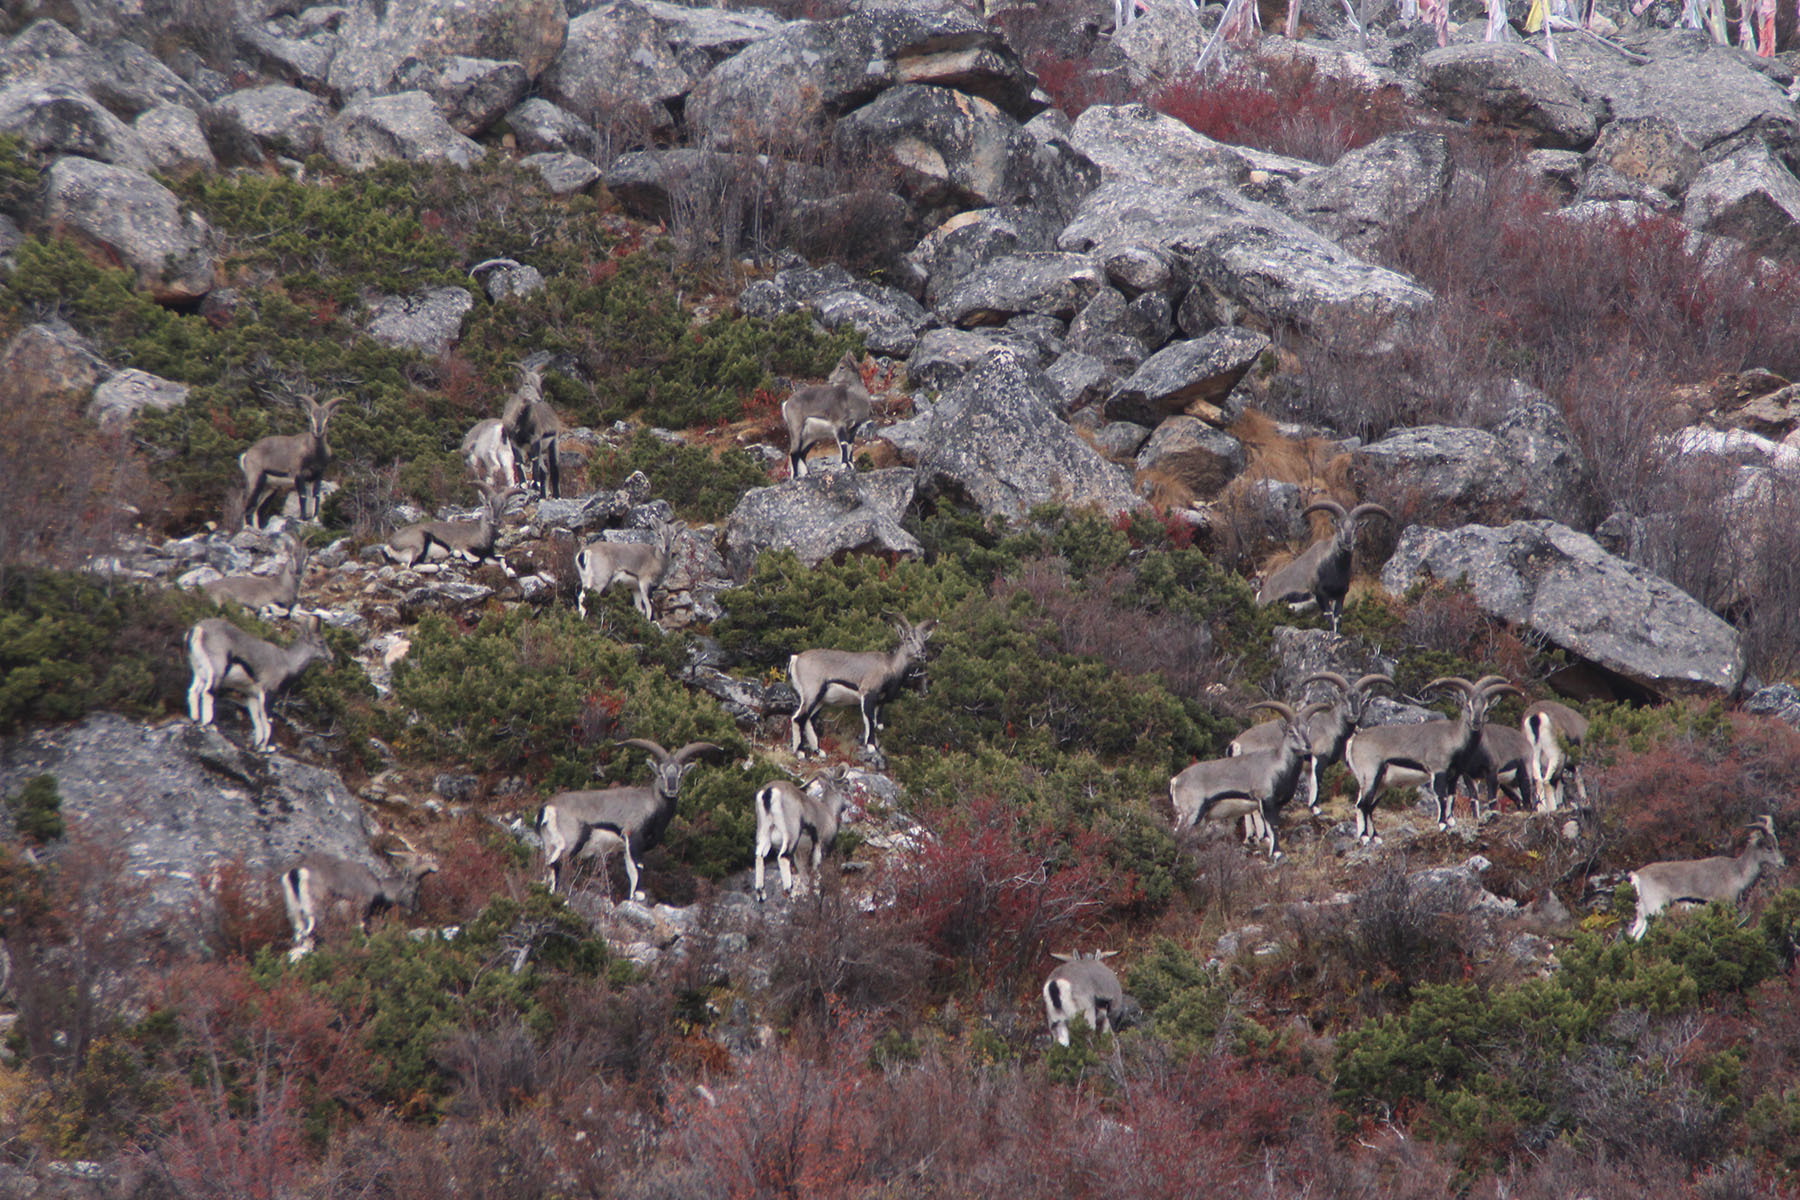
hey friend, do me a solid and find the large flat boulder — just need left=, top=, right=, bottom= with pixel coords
left=1060, top=181, right=1431, bottom=355
left=1681, top=142, right=1800, bottom=261
left=1419, top=42, right=1603, bottom=151
left=1289, top=131, right=1451, bottom=255
left=1102, top=325, right=1268, bottom=427
left=40, top=156, right=215, bottom=302
left=542, top=2, right=693, bottom=129
left=0, top=81, right=152, bottom=170
left=878, top=345, right=1140, bottom=519
left=327, top=0, right=570, bottom=98
left=1381, top=520, right=1744, bottom=698
left=722, top=468, right=923, bottom=578
left=0, top=713, right=379, bottom=934
left=324, top=91, right=486, bottom=171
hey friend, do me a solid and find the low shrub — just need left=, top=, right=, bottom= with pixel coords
left=584, top=428, right=773, bottom=523
left=1155, top=56, right=1416, bottom=164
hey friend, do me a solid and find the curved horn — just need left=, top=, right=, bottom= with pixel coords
left=1248, top=701, right=1297, bottom=723
left=1347, top=503, right=1393, bottom=525
left=1750, top=815, right=1779, bottom=841
left=1300, top=671, right=1354, bottom=694
left=1352, top=673, right=1397, bottom=693
left=1298, top=701, right=1335, bottom=722
left=1423, top=676, right=1476, bottom=698
left=620, top=738, right=672, bottom=765
left=1470, top=675, right=1514, bottom=694
left=671, top=741, right=727, bottom=766
left=1301, top=500, right=1347, bottom=522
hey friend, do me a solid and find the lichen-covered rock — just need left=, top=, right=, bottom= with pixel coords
left=1067, top=102, right=1304, bottom=193
left=1419, top=42, right=1603, bottom=151
left=878, top=345, right=1141, bottom=518
left=935, top=251, right=1104, bottom=327
left=1681, top=142, right=1800, bottom=261
left=1060, top=181, right=1432, bottom=355
left=520, top=151, right=600, bottom=194
left=364, top=286, right=475, bottom=354
left=906, top=327, right=1005, bottom=393
left=1102, top=326, right=1269, bottom=428
left=1554, top=30, right=1798, bottom=157
left=88, top=368, right=189, bottom=428
left=834, top=84, right=1097, bottom=225
left=324, top=91, right=486, bottom=171
left=0, top=82, right=151, bottom=169
left=1135, top=416, right=1244, bottom=498
left=1289, top=131, right=1451, bottom=255
left=40, top=156, right=215, bottom=302
left=469, top=257, right=547, bottom=301
left=0, top=19, right=203, bottom=117
left=905, top=205, right=1059, bottom=308
left=1, top=320, right=107, bottom=404
left=543, top=2, right=692, bottom=129
left=723, top=468, right=922, bottom=578
left=328, top=0, right=570, bottom=99
left=502, top=97, right=599, bottom=158
left=133, top=102, right=215, bottom=173
left=395, top=55, right=530, bottom=137
left=215, top=84, right=330, bottom=158
left=1381, top=519, right=1745, bottom=698
left=1349, top=413, right=1594, bottom=530
left=1588, top=115, right=1703, bottom=199
left=0, top=713, right=378, bottom=935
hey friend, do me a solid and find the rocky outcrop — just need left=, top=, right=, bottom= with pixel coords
left=1102, top=326, right=1268, bottom=428
left=904, top=206, right=1059, bottom=308
left=396, top=56, right=530, bottom=137
left=87, top=368, right=189, bottom=429
left=1381, top=519, right=1745, bottom=698
left=541, top=2, right=693, bottom=129
left=878, top=345, right=1140, bottom=519
left=935, top=251, right=1104, bottom=327
left=40, top=157, right=215, bottom=302
left=365, top=287, right=475, bottom=355
left=736, top=264, right=930, bottom=359
left=1418, top=42, right=1603, bottom=151
left=1587, top=115, right=1702, bottom=200
left=327, top=0, right=570, bottom=99
left=0, top=82, right=152, bottom=170
left=1134, top=416, right=1244, bottom=498
left=133, top=103, right=216, bottom=173
left=723, top=468, right=923, bottom=579
left=1289, top=130, right=1451, bottom=254
left=1067, top=103, right=1316, bottom=194
left=324, top=91, right=486, bottom=170
left=0, top=713, right=379, bottom=932
left=1, top=321, right=107, bottom=403
left=502, top=97, right=600, bottom=157
left=1060, top=181, right=1433, bottom=355
left=834, top=84, right=1096, bottom=224
left=1681, top=142, right=1800, bottom=260
left=214, top=84, right=330, bottom=158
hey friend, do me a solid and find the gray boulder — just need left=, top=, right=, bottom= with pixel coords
left=1111, top=0, right=1206, bottom=85
left=1350, top=411, right=1593, bottom=530
left=935, top=251, right=1104, bottom=327
left=638, top=0, right=783, bottom=67
left=215, top=84, right=330, bottom=158
left=1289, top=130, right=1451, bottom=255
left=0, top=20, right=203, bottom=117
left=88, top=368, right=189, bottom=428
left=325, top=91, right=486, bottom=170
left=521, top=150, right=601, bottom=194
left=1381, top=519, right=1745, bottom=698
left=327, top=0, right=570, bottom=98
left=1, top=320, right=107, bottom=405
left=878, top=345, right=1141, bottom=519
left=469, top=256, right=547, bottom=301
left=906, top=327, right=1006, bottom=392
left=40, top=157, right=215, bottom=302
left=1046, top=350, right=1116, bottom=413
left=834, top=84, right=1097, bottom=224
left=133, top=103, right=216, bottom=173
left=0, top=713, right=378, bottom=933
left=395, top=55, right=531, bottom=137
left=905, top=205, right=1059, bottom=308
left=1060, top=181, right=1433, bottom=355
left=0, top=82, right=151, bottom=169
left=1418, top=42, right=1603, bottom=151
left=542, top=2, right=693, bottom=130
left=723, top=468, right=923, bottom=578
left=365, top=286, right=475, bottom=354
left=237, top=11, right=340, bottom=89
left=1135, top=416, right=1244, bottom=499
left=1102, top=325, right=1268, bottom=427
left=1067, top=103, right=1318, bottom=195
left=503, top=97, right=600, bottom=157
left=1066, top=286, right=1171, bottom=372
left=1744, top=683, right=1800, bottom=728
left=1554, top=30, right=1797, bottom=158
left=736, top=263, right=929, bottom=358
left=1587, top=115, right=1702, bottom=199
left=1681, top=142, right=1800, bottom=261
left=685, top=6, right=1039, bottom=150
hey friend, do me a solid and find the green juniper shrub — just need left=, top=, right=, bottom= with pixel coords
left=265, top=889, right=611, bottom=1114
left=585, top=428, right=773, bottom=523
left=389, top=608, right=741, bottom=787
left=10, top=774, right=64, bottom=844
left=1124, top=937, right=1230, bottom=1058
left=0, top=133, right=38, bottom=219
left=0, top=569, right=214, bottom=732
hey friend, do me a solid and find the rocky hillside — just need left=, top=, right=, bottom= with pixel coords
left=3, top=0, right=1800, bottom=1194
